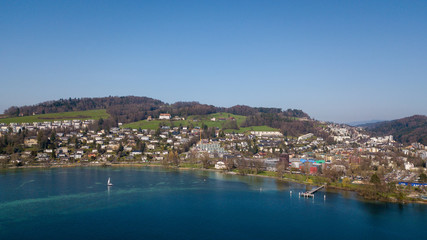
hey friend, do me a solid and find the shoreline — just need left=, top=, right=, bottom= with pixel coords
left=2, top=162, right=426, bottom=204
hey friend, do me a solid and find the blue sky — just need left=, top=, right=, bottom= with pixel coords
left=1, top=0, right=426, bottom=123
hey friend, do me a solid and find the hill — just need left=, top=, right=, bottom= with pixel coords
left=121, top=112, right=279, bottom=133
left=3, top=96, right=309, bottom=122
left=2, top=96, right=323, bottom=137
left=363, top=115, right=427, bottom=145
left=345, top=120, right=384, bottom=127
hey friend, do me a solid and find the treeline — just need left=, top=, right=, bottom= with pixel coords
left=5, top=96, right=164, bottom=116
left=4, top=96, right=311, bottom=127
left=0, top=130, right=26, bottom=154
left=364, top=115, right=427, bottom=145
left=224, top=105, right=308, bottom=118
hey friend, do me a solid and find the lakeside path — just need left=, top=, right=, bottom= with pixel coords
left=2, top=162, right=426, bottom=204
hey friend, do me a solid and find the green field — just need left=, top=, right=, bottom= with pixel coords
left=122, top=112, right=245, bottom=130
left=0, top=109, right=110, bottom=124
left=121, top=112, right=280, bottom=133
left=224, top=125, right=280, bottom=133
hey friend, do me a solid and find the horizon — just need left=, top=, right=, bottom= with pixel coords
left=1, top=1, right=426, bottom=123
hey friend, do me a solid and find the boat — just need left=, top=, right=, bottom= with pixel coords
left=107, top=177, right=113, bottom=186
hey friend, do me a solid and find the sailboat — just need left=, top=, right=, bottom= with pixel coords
left=107, top=177, right=113, bottom=186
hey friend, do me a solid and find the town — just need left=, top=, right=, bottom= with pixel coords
left=1, top=113, right=426, bottom=202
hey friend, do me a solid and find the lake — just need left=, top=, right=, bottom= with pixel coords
left=0, top=167, right=425, bottom=239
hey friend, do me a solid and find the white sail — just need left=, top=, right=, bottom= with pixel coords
left=108, top=177, right=113, bottom=186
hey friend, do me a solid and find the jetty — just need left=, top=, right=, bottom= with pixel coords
left=299, top=185, right=325, bottom=198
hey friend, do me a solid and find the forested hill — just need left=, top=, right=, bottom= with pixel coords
left=363, top=115, right=427, bottom=145
left=4, top=96, right=164, bottom=117
left=3, top=96, right=310, bottom=124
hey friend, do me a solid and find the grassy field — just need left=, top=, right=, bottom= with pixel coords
left=0, top=109, right=110, bottom=124
left=224, top=125, right=280, bottom=133
left=122, top=112, right=280, bottom=133
left=122, top=112, right=245, bottom=130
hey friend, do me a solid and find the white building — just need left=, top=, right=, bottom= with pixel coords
left=215, top=161, right=226, bottom=170
left=159, top=114, right=171, bottom=120
left=250, top=131, right=283, bottom=137
left=298, top=133, right=314, bottom=141
left=404, top=162, right=415, bottom=170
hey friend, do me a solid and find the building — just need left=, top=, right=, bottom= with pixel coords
left=298, top=133, right=314, bottom=142
left=250, top=131, right=283, bottom=137
left=159, top=114, right=171, bottom=120
left=196, top=142, right=227, bottom=156
left=24, top=137, right=38, bottom=147
left=215, top=161, right=226, bottom=169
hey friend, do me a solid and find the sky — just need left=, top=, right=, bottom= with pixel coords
left=1, top=0, right=426, bottom=123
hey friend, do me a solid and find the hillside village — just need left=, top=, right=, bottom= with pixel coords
left=1, top=113, right=427, bottom=200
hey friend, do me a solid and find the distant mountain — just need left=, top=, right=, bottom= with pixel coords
left=346, top=120, right=384, bottom=127
left=362, top=115, right=427, bottom=145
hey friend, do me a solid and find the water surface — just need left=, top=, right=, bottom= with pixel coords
left=0, top=167, right=425, bottom=239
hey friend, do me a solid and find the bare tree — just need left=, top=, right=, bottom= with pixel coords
left=188, top=149, right=198, bottom=165
left=236, top=158, right=249, bottom=175
left=253, top=159, right=265, bottom=174
left=201, top=152, right=211, bottom=169
left=224, top=156, right=234, bottom=171
left=276, top=161, right=286, bottom=178
left=167, top=151, right=180, bottom=167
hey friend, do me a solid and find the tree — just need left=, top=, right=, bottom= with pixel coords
left=370, top=173, right=381, bottom=186
left=188, top=149, right=198, bottom=165
left=0, top=156, right=9, bottom=168
left=219, top=130, right=225, bottom=138
left=419, top=173, right=427, bottom=183
left=236, top=158, right=249, bottom=175
left=224, top=156, right=234, bottom=171
left=276, top=161, right=286, bottom=178
left=342, top=177, right=351, bottom=187
left=36, top=130, right=51, bottom=151
left=50, top=131, right=56, bottom=143
left=201, top=152, right=211, bottom=169
left=252, top=159, right=265, bottom=174
left=323, top=166, right=341, bottom=182
left=167, top=151, right=179, bottom=167
left=139, top=142, right=146, bottom=153
left=117, top=144, right=124, bottom=153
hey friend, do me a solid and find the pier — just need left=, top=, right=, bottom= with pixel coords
left=299, top=185, right=325, bottom=198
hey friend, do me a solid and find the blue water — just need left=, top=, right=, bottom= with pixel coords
left=0, top=167, right=425, bottom=239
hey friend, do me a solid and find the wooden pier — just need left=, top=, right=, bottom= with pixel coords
left=299, top=185, right=325, bottom=198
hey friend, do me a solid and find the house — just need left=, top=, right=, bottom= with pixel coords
left=215, top=161, right=227, bottom=169
left=172, top=116, right=183, bottom=121
left=24, top=137, right=38, bottom=147
left=159, top=114, right=171, bottom=120
left=251, top=131, right=284, bottom=138
left=140, top=136, right=149, bottom=141
left=298, top=133, right=314, bottom=142
left=130, top=151, right=142, bottom=156
left=404, top=162, right=415, bottom=170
